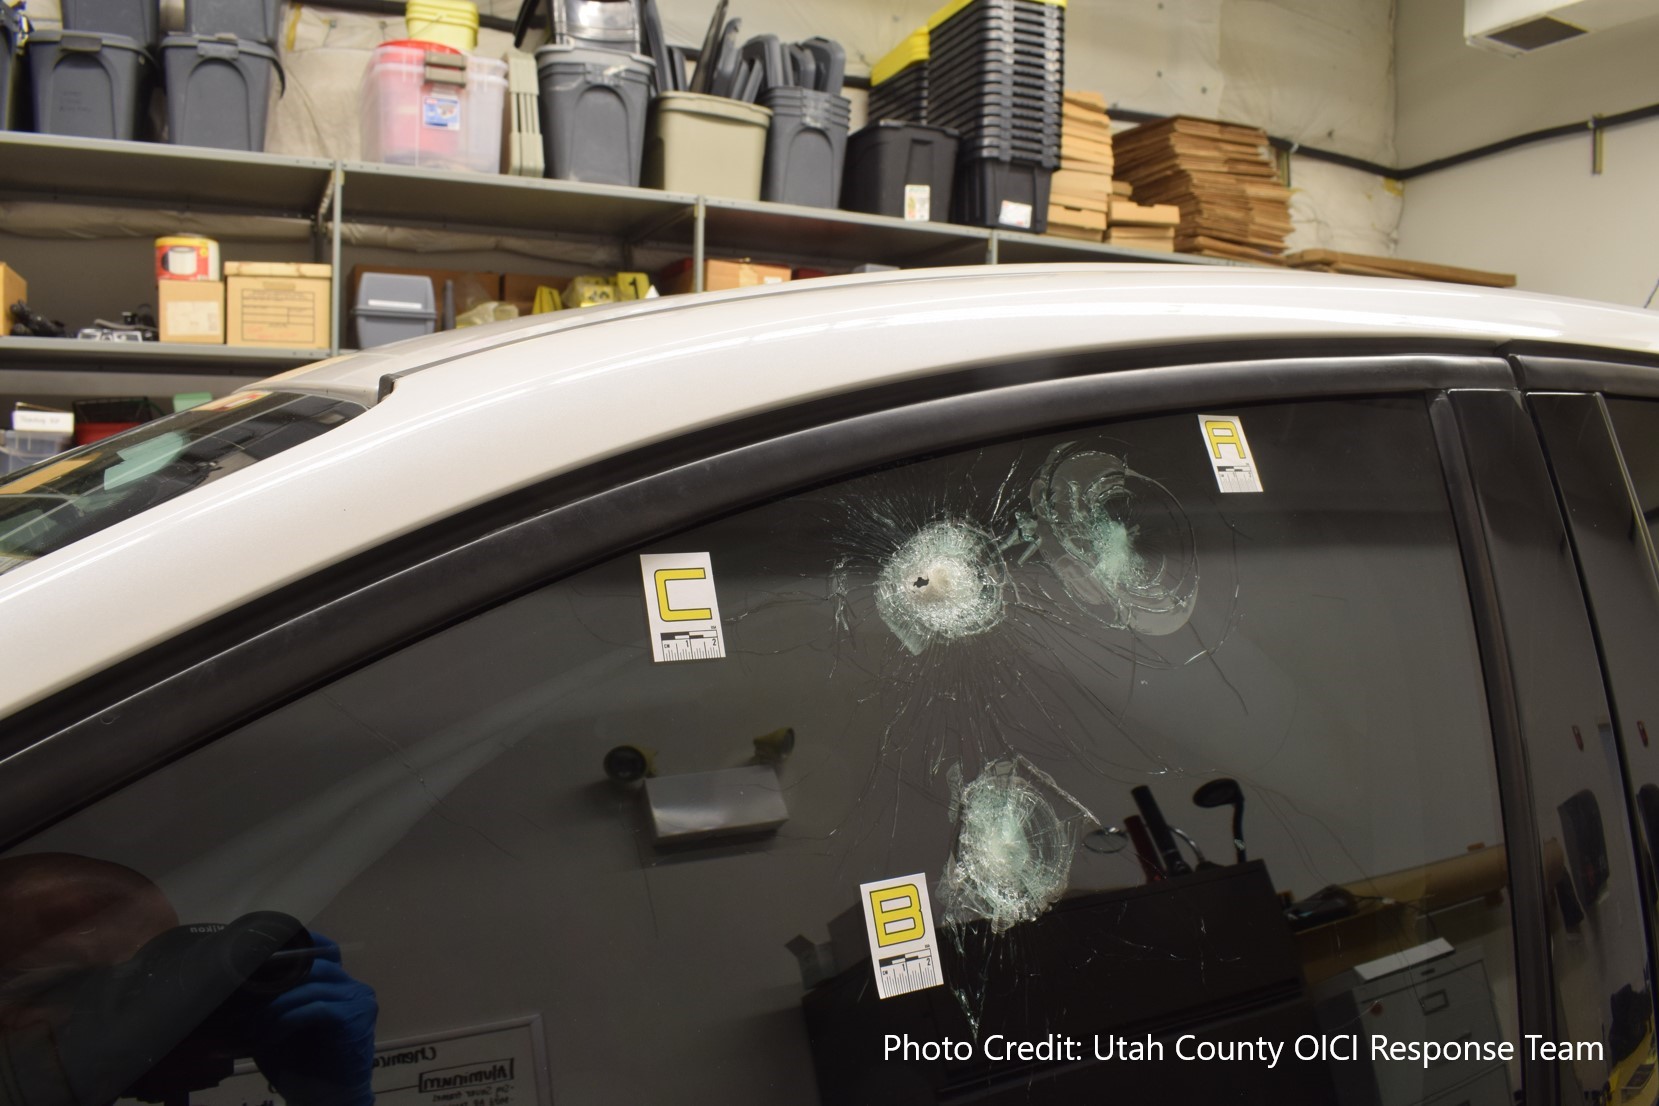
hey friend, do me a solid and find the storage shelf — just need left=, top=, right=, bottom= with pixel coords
left=992, top=231, right=1244, bottom=267
left=3, top=134, right=1251, bottom=398
left=702, top=197, right=991, bottom=268
left=339, top=162, right=698, bottom=243
left=0, top=133, right=335, bottom=218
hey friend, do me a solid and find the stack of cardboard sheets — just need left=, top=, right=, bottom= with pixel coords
left=1288, top=249, right=1516, bottom=287
left=1113, top=115, right=1292, bottom=263
left=1108, top=195, right=1179, bottom=251
left=1046, top=91, right=1114, bottom=242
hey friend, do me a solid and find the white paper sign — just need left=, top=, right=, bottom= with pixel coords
left=119, top=1017, right=548, bottom=1106
left=859, top=873, right=943, bottom=1000
left=1197, top=414, right=1264, bottom=493
left=639, top=552, right=726, bottom=662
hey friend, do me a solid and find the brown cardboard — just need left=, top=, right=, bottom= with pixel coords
left=158, top=280, right=225, bottom=344
left=663, top=258, right=792, bottom=296
left=502, top=272, right=565, bottom=317
left=0, top=263, right=27, bottom=312
left=226, top=261, right=332, bottom=349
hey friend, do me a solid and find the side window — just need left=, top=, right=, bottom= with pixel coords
left=1608, top=398, right=1659, bottom=557
left=4, top=397, right=1521, bottom=1105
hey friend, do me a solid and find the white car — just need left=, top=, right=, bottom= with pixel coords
left=2, top=265, right=1659, bottom=1106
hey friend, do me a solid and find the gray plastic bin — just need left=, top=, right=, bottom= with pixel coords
left=353, top=274, right=438, bottom=348
left=758, top=86, right=850, bottom=208
left=534, top=43, right=653, bottom=186
left=185, top=0, right=284, bottom=45
left=60, top=0, right=160, bottom=49
left=162, top=34, right=284, bottom=151
left=28, top=29, right=153, bottom=140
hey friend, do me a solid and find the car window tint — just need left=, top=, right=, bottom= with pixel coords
left=4, top=396, right=1521, bottom=1105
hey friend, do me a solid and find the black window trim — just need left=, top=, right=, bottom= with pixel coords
left=0, top=347, right=1513, bottom=848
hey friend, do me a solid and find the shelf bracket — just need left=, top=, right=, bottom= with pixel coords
left=693, top=196, right=707, bottom=293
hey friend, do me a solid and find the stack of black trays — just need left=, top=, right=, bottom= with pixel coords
left=927, top=0, right=1063, bottom=233
left=867, top=57, right=927, bottom=125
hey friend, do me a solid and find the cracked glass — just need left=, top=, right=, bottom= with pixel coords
left=3, top=395, right=1521, bottom=1105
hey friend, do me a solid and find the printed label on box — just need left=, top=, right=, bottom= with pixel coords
left=904, top=184, right=932, bottom=222
left=165, top=299, right=222, bottom=338
left=998, top=200, right=1034, bottom=230
left=423, top=92, right=462, bottom=130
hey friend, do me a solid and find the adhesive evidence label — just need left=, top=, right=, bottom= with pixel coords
left=860, top=873, right=944, bottom=1000
left=1197, top=413, right=1265, bottom=493
left=904, top=184, right=932, bottom=222
left=639, top=552, right=727, bottom=663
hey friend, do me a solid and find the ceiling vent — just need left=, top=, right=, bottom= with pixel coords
left=1466, top=0, right=1659, bottom=53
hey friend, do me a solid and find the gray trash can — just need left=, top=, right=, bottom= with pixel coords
left=758, top=86, right=851, bottom=208
left=28, top=29, right=154, bottom=140
left=184, top=0, right=285, bottom=45
left=162, top=34, right=285, bottom=151
left=60, top=0, right=160, bottom=49
left=353, top=273, right=439, bottom=348
left=0, top=3, right=24, bottom=132
left=534, top=44, right=654, bottom=187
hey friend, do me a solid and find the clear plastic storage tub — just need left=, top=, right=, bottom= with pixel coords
left=360, top=41, right=507, bottom=174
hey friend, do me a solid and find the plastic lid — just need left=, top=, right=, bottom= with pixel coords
left=871, top=27, right=929, bottom=87
left=379, top=38, right=462, bottom=53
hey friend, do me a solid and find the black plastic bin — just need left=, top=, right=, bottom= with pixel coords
left=28, top=29, right=153, bottom=140
left=162, top=34, right=284, bottom=151
left=759, top=86, right=850, bottom=208
left=535, top=43, right=654, bottom=186
left=185, top=0, right=285, bottom=44
left=841, top=122, right=958, bottom=222
left=952, top=156, right=1051, bottom=233
left=0, top=2, right=22, bottom=131
left=60, top=0, right=160, bottom=49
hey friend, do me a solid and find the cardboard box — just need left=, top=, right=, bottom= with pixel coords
left=226, top=261, right=332, bottom=349
left=158, top=280, right=225, bottom=344
left=662, top=258, right=792, bottom=296
left=0, top=263, right=26, bottom=312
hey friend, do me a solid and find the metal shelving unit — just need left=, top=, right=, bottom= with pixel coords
left=0, top=133, right=1241, bottom=397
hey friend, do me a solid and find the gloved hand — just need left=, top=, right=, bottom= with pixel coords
left=251, top=933, right=378, bottom=1106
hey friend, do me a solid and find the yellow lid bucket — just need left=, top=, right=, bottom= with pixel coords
left=405, top=0, right=479, bottom=52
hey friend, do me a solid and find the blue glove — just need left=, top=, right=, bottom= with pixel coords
left=252, top=932, right=378, bottom=1106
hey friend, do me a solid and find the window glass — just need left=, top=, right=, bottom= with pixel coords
left=0, top=391, right=364, bottom=576
left=3, top=396, right=1519, bottom=1105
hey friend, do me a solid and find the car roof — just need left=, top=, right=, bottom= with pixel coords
left=3, top=264, right=1658, bottom=722
left=275, top=263, right=1659, bottom=408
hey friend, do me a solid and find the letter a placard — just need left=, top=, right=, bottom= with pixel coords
left=1197, top=414, right=1264, bottom=493
left=859, top=873, right=944, bottom=1000
left=639, top=552, right=727, bottom=662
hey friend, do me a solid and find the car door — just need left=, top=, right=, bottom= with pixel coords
left=0, top=348, right=1607, bottom=1106
left=1525, top=356, right=1659, bottom=1104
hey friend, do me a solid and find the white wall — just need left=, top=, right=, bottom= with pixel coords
left=1394, top=0, right=1659, bottom=302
